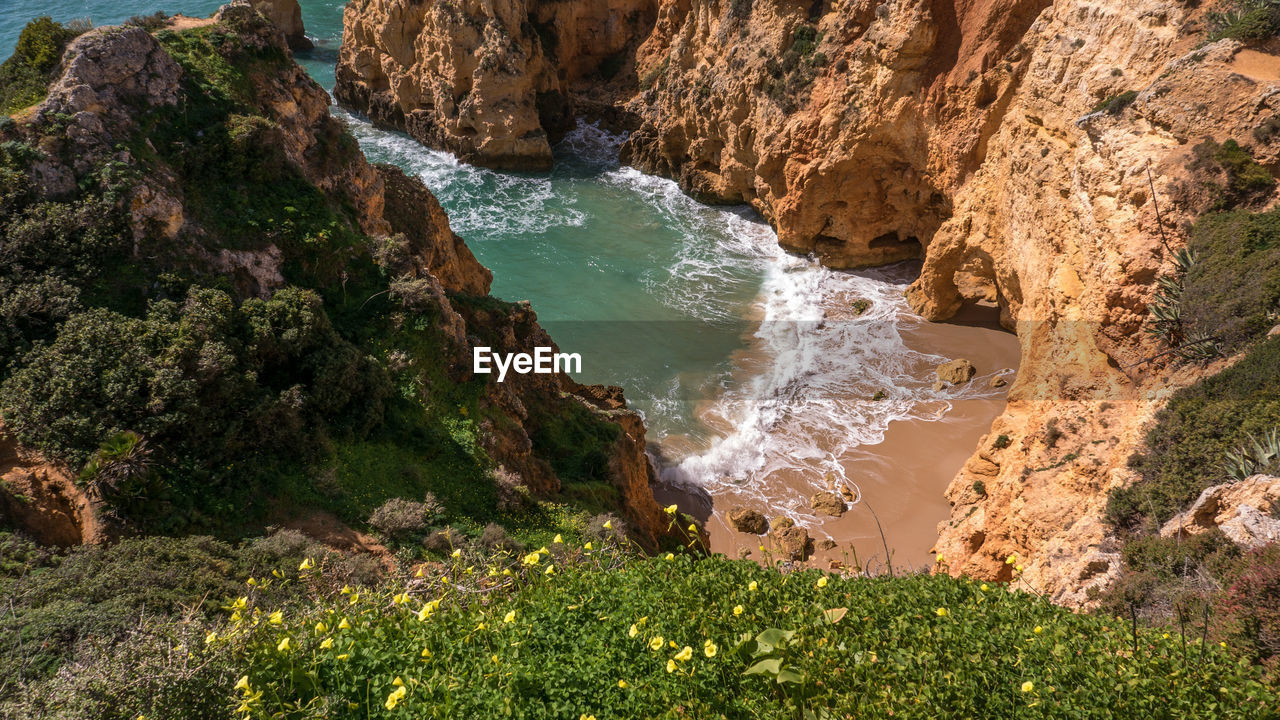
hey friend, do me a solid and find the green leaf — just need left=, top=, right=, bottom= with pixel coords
left=743, top=658, right=783, bottom=677
left=822, top=607, right=848, bottom=624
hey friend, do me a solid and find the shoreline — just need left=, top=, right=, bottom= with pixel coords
left=654, top=299, right=1021, bottom=570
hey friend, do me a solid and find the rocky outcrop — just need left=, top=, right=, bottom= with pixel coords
left=335, top=0, right=657, bottom=170
left=0, top=428, right=111, bottom=546
left=1161, top=476, right=1280, bottom=550
left=728, top=506, right=769, bottom=534
left=248, top=0, right=310, bottom=49
left=936, top=359, right=976, bottom=385
left=810, top=491, right=846, bottom=517
left=771, top=525, right=813, bottom=562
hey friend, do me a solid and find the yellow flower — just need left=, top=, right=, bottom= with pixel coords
left=544, top=564, right=556, bottom=575
left=733, top=605, right=744, bottom=616
left=1006, top=554, right=1017, bottom=565
left=666, top=659, right=676, bottom=673
left=320, top=638, right=334, bottom=650
left=579, top=715, right=596, bottom=720
left=451, top=548, right=462, bottom=558
left=315, top=622, right=328, bottom=633
left=748, top=581, right=758, bottom=592
left=935, top=607, right=949, bottom=617
left=629, top=624, right=639, bottom=638
left=502, top=568, right=513, bottom=576
left=393, top=592, right=411, bottom=605
left=1220, top=641, right=1227, bottom=648
left=392, top=677, right=405, bottom=687
left=234, top=675, right=251, bottom=693
left=504, top=610, right=517, bottom=624
left=1021, top=681, right=1034, bottom=693
left=246, top=577, right=257, bottom=586
left=664, top=504, right=678, bottom=515
left=664, top=553, right=675, bottom=561
left=523, top=551, right=542, bottom=566
left=649, top=636, right=665, bottom=651
left=271, top=569, right=283, bottom=578
left=1015, top=564, right=1024, bottom=572
left=276, top=637, right=291, bottom=652
left=1162, top=633, right=1171, bottom=639
left=817, top=577, right=828, bottom=588
left=980, top=584, right=989, bottom=591
left=299, top=557, right=314, bottom=571
left=421, top=647, right=432, bottom=657
left=553, top=534, right=563, bottom=544
left=704, top=640, right=718, bottom=658
left=687, top=523, right=697, bottom=532
left=340, top=585, right=353, bottom=594
left=475, top=622, right=487, bottom=630
left=338, top=617, right=352, bottom=630
left=602, top=520, right=613, bottom=530
left=584, top=542, right=593, bottom=550
left=1033, top=626, right=1043, bottom=635
left=268, top=611, right=283, bottom=625
left=414, top=567, right=425, bottom=578
left=349, top=593, right=360, bottom=605
left=205, top=631, right=218, bottom=644
left=230, top=596, right=247, bottom=611
left=674, top=646, right=693, bottom=662
left=385, top=685, right=407, bottom=710
left=337, top=653, right=349, bottom=660
left=935, top=554, right=945, bottom=564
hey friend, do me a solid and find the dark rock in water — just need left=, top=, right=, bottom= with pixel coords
left=727, top=506, right=768, bottom=535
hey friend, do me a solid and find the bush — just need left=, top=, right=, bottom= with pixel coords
left=1180, top=208, right=1280, bottom=353
left=368, top=496, right=437, bottom=540
left=0, top=17, right=84, bottom=115
left=1209, top=0, right=1280, bottom=42
left=227, top=552, right=1280, bottom=718
left=1110, top=338, right=1280, bottom=531
left=1219, top=543, right=1280, bottom=669
left=1093, top=89, right=1138, bottom=115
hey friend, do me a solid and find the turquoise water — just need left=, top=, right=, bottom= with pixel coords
left=2, top=2, right=1014, bottom=524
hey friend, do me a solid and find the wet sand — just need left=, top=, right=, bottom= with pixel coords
left=654, top=301, right=1021, bottom=571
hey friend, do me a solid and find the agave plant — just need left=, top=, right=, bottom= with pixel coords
left=80, top=431, right=153, bottom=500
left=1222, top=427, right=1280, bottom=481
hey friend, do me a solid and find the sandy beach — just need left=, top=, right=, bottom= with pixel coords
left=655, top=299, right=1021, bottom=571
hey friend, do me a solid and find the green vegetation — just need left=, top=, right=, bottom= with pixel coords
left=0, top=17, right=86, bottom=115
left=1109, top=337, right=1280, bottom=532
left=1208, top=0, right=1280, bottom=42
left=215, top=547, right=1277, bottom=719
left=1092, top=89, right=1138, bottom=115
left=764, top=23, right=828, bottom=110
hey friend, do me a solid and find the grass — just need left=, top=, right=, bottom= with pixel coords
left=219, top=547, right=1280, bottom=719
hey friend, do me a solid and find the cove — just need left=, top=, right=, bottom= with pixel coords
left=1, top=0, right=1020, bottom=567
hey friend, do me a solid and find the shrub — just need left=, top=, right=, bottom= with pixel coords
left=1209, top=0, right=1280, bottom=42
left=1218, top=543, right=1280, bottom=669
left=368, top=496, right=435, bottom=540
left=0, top=17, right=84, bottom=115
left=1110, top=338, right=1280, bottom=531
left=1092, top=89, right=1138, bottom=115
left=1180, top=209, right=1280, bottom=353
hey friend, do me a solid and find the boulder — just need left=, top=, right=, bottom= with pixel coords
left=771, top=516, right=796, bottom=531
left=771, top=526, right=814, bottom=562
left=1160, top=475, right=1280, bottom=549
left=989, top=375, right=1008, bottom=388
left=727, top=506, right=768, bottom=535
left=936, top=359, right=976, bottom=385
left=810, top=491, right=846, bottom=517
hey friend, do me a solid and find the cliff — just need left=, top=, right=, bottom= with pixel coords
left=0, top=2, right=676, bottom=549
left=336, top=0, right=1280, bottom=602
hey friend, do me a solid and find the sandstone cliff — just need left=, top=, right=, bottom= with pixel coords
left=336, top=0, right=1280, bottom=602
left=0, top=2, right=676, bottom=549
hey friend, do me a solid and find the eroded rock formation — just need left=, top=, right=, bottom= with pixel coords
left=335, top=0, right=1280, bottom=602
